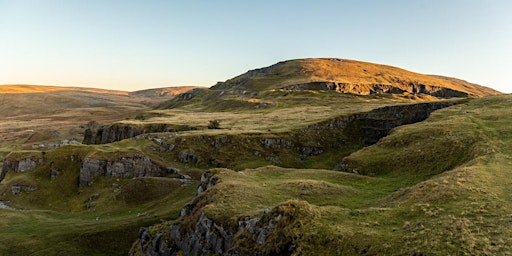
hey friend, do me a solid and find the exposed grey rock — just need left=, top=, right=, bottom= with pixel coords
left=178, top=150, right=201, bottom=164
left=50, top=169, right=60, bottom=180
left=11, top=185, right=36, bottom=195
left=79, top=155, right=167, bottom=187
left=31, top=138, right=80, bottom=149
left=167, top=167, right=180, bottom=174
left=264, top=156, right=281, bottom=164
left=180, top=175, right=191, bottom=180
left=280, top=81, right=469, bottom=98
left=197, top=172, right=217, bottom=195
left=0, top=201, right=15, bottom=210
left=1, top=155, right=43, bottom=181
left=129, top=172, right=297, bottom=256
left=300, top=146, right=324, bottom=157
left=261, top=138, right=293, bottom=149
left=83, top=123, right=197, bottom=145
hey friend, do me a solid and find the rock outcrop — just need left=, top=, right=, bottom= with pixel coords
left=0, top=155, right=43, bottom=181
left=281, top=81, right=469, bottom=98
left=11, top=185, right=37, bottom=195
left=130, top=172, right=315, bottom=256
left=304, top=100, right=462, bottom=147
left=83, top=123, right=197, bottom=145
left=164, top=100, right=462, bottom=169
left=79, top=155, right=177, bottom=187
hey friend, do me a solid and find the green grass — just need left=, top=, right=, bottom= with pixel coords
left=149, top=94, right=512, bottom=255
left=2, top=85, right=510, bottom=255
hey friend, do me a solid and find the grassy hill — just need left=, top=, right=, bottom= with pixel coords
left=0, top=85, right=198, bottom=159
left=0, top=60, right=508, bottom=255
left=210, top=58, right=499, bottom=96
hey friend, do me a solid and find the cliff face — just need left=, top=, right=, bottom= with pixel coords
left=130, top=172, right=314, bottom=256
left=0, top=150, right=176, bottom=188
left=0, top=155, right=43, bottom=181
left=305, top=100, right=462, bottom=146
left=165, top=100, right=462, bottom=169
left=83, top=123, right=198, bottom=145
left=281, top=81, right=469, bottom=98
left=79, top=155, right=177, bottom=187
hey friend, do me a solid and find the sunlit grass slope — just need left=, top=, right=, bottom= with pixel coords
left=210, top=58, right=500, bottom=96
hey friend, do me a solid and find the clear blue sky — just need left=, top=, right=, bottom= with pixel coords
left=1, top=0, right=511, bottom=92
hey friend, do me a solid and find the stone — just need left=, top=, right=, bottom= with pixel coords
left=180, top=175, right=191, bottom=180
left=11, top=185, right=36, bottom=195
left=50, top=169, right=60, bottom=180
left=79, top=155, right=167, bottom=187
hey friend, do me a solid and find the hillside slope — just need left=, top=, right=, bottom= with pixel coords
left=133, top=95, right=512, bottom=255
left=0, top=85, right=196, bottom=160
left=211, top=58, right=499, bottom=97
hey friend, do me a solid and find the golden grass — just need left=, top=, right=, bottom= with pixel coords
left=217, top=58, right=500, bottom=96
left=0, top=84, right=129, bottom=95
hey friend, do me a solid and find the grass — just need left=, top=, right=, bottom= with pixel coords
left=150, top=94, right=512, bottom=255
left=130, top=91, right=430, bottom=134
left=209, top=58, right=499, bottom=96
left=0, top=169, right=198, bottom=255
left=0, top=79, right=508, bottom=255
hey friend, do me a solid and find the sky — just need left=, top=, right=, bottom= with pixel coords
left=0, top=0, right=511, bottom=92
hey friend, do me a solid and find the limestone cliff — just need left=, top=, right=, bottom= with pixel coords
left=130, top=172, right=315, bottom=256
left=0, top=153, right=43, bottom=181
left=79, top=155, right=177, bottom=187
left=165, top=100, right=462, bottom=169
left=83, top=123, right=198, bottom=145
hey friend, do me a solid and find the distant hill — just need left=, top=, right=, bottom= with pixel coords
left=211, top=58, right=500, bottom=97
left=129, top=86, right=199, bottom=97
left=0, top=84, right=128, bottom=95
left=0, top=84, right=197, bottom=145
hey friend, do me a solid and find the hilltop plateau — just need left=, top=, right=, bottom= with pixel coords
left=0, top=59, right=508, bottom=255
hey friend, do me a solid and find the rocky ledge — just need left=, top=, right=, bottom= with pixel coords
left=83, top=123, right=198, bottom=145
left=0, top=154, right=43, bottom=181
left=130, top=172, right=316, bottom=256
left=79, top=155, right=178, bottom=187
left=281, top=81, right=469, bottom=98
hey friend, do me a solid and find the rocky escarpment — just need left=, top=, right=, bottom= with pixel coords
left=0, top=154, right=43, bottom=181
left=304, top=100, right=463, bottom=146
left=163, top=100, right=462, bottom=169
left=130, top=172, right=315, bottom=256
left=79, top=155, right=177, bottom=187
left=83, top=123, right=198, bottom=145
left=281, top=81, right=469, bottom=98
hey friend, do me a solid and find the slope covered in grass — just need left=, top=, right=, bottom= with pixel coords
left=210, top=58, right=500, bottom=96
left=136, top=95, right=512, bottom=255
